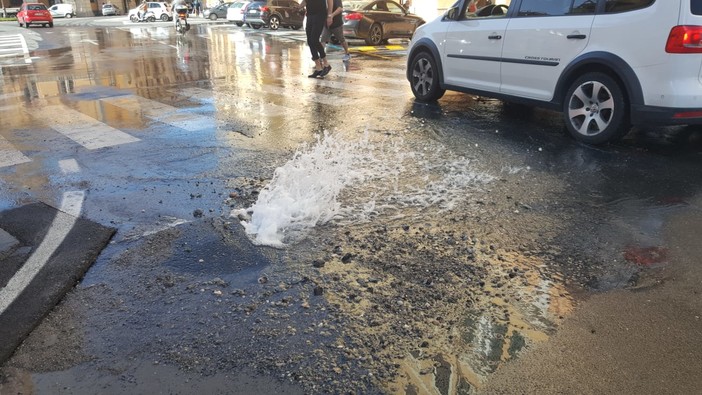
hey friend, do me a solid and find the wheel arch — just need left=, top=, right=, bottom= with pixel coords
left=406, top=38, right=444, bottom=87
left=554, top=52, right=644, bottom=114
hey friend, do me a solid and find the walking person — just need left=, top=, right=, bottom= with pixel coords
left=300, top=0, right=333, bottom=78
left=321, top=0, right=350, bottom=62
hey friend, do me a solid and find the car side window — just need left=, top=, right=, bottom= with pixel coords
left=465, top=1, right=511, bottom=19
left=386, top=2, right=403, bottom=13
left=604, top=0, right=654, bottom=13
left=371, top=1, right=390, bottom=11
left=516, top=0, right=596, bottom=16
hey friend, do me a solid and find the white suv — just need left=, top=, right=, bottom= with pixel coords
left=407, top=0, right=702, bottom=144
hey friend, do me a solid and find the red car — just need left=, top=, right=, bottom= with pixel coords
left=17, top=3, right=54, bottom=28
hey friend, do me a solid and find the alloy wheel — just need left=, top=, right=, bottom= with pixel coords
left=567, top=80, right=615, bottom=137
left=269, top=15, right=280, bottom=30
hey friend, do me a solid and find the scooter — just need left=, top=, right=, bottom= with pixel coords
left=130, top=10, right=156, bottom=22
left=175, top=9, right=190, bottom=34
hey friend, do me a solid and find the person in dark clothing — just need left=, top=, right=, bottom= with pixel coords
left=300, top=0, right=333, bottom=78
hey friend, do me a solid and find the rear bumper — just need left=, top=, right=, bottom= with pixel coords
left=631, top=104, right=702, bottom=126
left=26, top=18, right=52, bottom=23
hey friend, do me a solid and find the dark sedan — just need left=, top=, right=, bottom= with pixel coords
left=342, top=0, right=423, bottom=46
left=203, top=2, right=232, bottom=20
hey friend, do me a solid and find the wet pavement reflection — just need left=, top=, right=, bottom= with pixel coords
left=1, top=20, right=701, bottom=394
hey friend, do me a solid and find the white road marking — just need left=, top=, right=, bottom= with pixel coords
left=258, top=84, right=355, bottom=107
left=31, top=105, right=141, bottom=149
left=58, top=158, right=80, bottom=174
left=311, top=78, right=406, bottom=98
left=101, top=94, right=215, bottom=131
left=0, top=135, right=31, bottom=168
left=178, top=87, right=296, bottom=117
left=0, top=191, right=84, bottom=315
left=0, top=34, right=31, bottom=64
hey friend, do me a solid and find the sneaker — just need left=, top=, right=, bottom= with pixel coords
left=342, top=53, right=350, bottom=61
left=319, top=65, right=332, bottom=77
left=308, top=69, right=323, bottom=78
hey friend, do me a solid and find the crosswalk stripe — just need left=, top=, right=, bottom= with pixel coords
left=258, top=84, right=356, bottom=107
left=31, top=105, right=141, bottom=150
left=101, top=95, right=215, bottom=132
left=178, top=87, right=295, bottom=117
left=356, top=66, right=406, bottom=78
left=0, top=34, right=31, bottom=65
left=316, top=77, right=406, bottom=97
left=0, top=135, right=31, bottom=168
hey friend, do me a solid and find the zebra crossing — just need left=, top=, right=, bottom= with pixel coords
left=0, top=34, right=32, bottom=67
left=0, top=66, right=409, bottom=170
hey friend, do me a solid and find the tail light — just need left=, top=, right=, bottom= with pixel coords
left=261, top=6, right=269, bottom=12
left=666, top=25, right=702, bottom=53
left=344, top=12, right=362, bottom=21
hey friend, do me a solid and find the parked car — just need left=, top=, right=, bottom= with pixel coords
left=128, top=2, right=172, bottom=22
left=407, top=0, right=702, bottom=145
left=226, top=1, right=249, bottom=26
left=48, top=3, right=75, bottom=18
left=101, top=3, right=121, bottom=16
left=204, top=2, right=232, bottom=20
left=17, top=3, right=53, bottom=28
left=342, top=0, right=423, bottom=45
left=243, top=0, right=302, bottom=30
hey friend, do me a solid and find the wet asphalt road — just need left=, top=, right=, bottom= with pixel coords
left=1, top=16, right=701, bottom=395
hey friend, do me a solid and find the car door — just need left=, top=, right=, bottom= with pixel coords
left=500, top=0, right=596, bottom=100
left=283, top=0, right=301, bottom=25
left=441, top=2, right=510, bottom=92
left=385, top=0, right=413, bottom=36
left=49, top=5, right=59, bottom=17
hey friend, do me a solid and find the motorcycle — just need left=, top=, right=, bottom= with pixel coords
left=175, top=8, right=190, bottom=34
left=130, top=10, right=156, bottom=22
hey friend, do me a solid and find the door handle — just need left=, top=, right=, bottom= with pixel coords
left=488, top=35, right=502, bottom=40
left=567, top=34, right=586, bottom=39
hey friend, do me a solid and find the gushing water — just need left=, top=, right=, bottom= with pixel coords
left=233, top=131, right=494, bottom=247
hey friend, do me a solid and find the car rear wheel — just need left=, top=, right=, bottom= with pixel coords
left=269, top=15, right=280, bottom=30
left=65, top=13, right=72, bottom=18
left=160, top=13, right=169, bottom=21
left=365, top=23, right=383, bottom=46
left=291, top=24, right=301, bottom=30
left=563, top=72, right=629, bottom=144
left=209, top=13, right=218, bottom=20
left=236, top=21, right=243, bottom=26
left=409, top=51, right=445, bottom=102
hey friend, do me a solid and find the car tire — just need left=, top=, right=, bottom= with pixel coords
left=66, top=13, right=72, bottom=18
left=160, top=13, right=169, bottom=21
left=291, top=24, right=301, bottom=30
left=210, top=13, right=217, bottom=20
left=236, top=21, right=243, bottom=26
left=409, top=51, right=445, bottom=102
left=365, top=23, right=383, bottom=46
left=269, top=15, right=280, bottom=30
left=563, top=72, right=629, bottom=144
left=252, top=23, right=262, bottom=29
